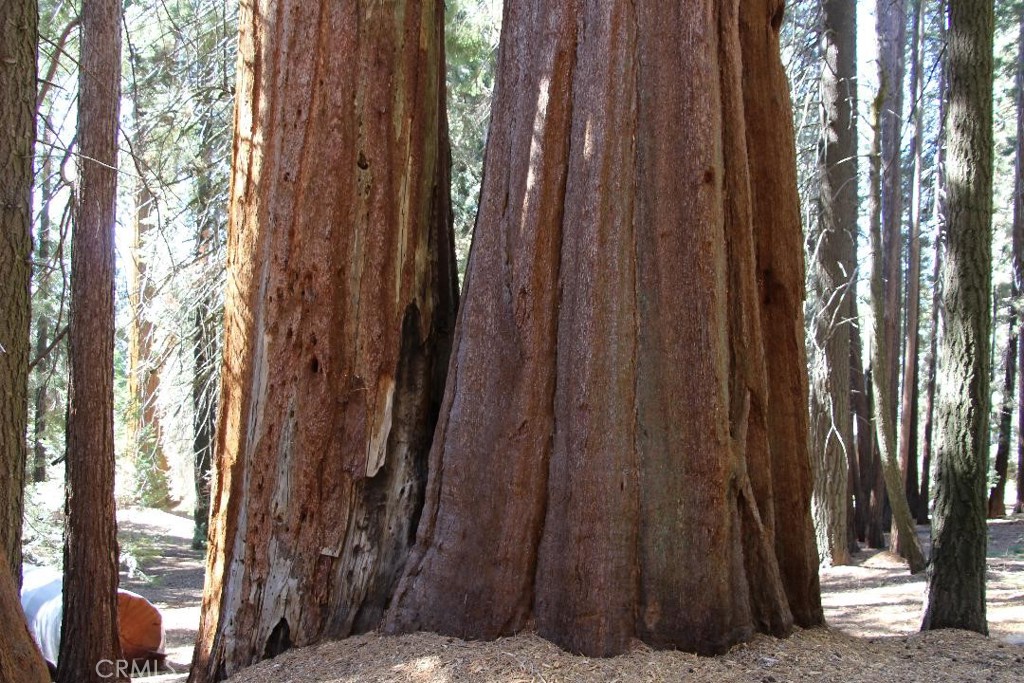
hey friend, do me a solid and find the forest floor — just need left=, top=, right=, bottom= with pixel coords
left=118, top=509, right=1024, bottom=682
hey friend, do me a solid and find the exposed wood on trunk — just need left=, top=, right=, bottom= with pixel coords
left=387, top=0, right=821, bottom=658
left=57, top=0, right=126, bottom=679
left=190, top=2, right=458, bottom=681
left=0, top=0, right=37, bottom=580
left=922, top=0, right=994, bottom=636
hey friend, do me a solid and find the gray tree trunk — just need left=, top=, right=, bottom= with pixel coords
left=921, top=0, right=994, bottom=636
left=809, top=0, right=858, bottom=567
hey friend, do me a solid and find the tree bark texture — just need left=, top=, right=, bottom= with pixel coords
left=189, top=2, right=458, bottom=681
left=921, top=0, right=994, bottom=636
left=0, top=560, right=51, bottom=683
left=809, top=0, right=857, bottom=567
left=744, top=2, right=823, bottom=627
left=387, top=0, right=822, bottom=658
left=57, top=0, right=126, bottom=681
left=898, top=0, right=925, bottom=523
left=0, top=0, right=37, bottom=581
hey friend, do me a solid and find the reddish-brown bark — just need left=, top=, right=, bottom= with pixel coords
left=387, top=0, right=822, bottom=657
left=58, top=0, right=126, bottom=680
left=0, top=561, right=50, bottom=683
left=0, top=0, right=37, bottom=580
left=189, top=1, right=457, bottom=681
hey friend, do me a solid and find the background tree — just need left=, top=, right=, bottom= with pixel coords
left=869, top=0, right=925, bottom=571
left=188, top=1, right=458, bottom=680
left=125, top=68, right=171, bottom=507
left=922, top=0, right=994, bottom=636
left=899, top=0, right=926, bottom=524
left=919, top=0, right=949, bottom=527
left=0, top=0, right=37, bottom=581
left=388, top=0, right=823, bottom=657
left=808, top=0, right=857, bottom=567
left=30, top=125, right=57, bottom=486
left=57, top=0, right=126, bottom=680
left=990, top=6, right=1024, bottom=519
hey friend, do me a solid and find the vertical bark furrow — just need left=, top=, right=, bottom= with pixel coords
left=389, top=0, right=581, bottom=640
left=534, top=0, right=638, bottom=657
left=389, top=0, right=820, bottom=657
left=738, top=0, right=824, bottom=626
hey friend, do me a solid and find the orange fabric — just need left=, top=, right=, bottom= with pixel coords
left=116, top=591, right=163, bottom=662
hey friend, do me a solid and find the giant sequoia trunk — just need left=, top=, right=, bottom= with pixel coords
left=809, top=0, right=858, bottom=567
left=189, top=2, right=458, bottom=681
left=922, top=0, right=994, bottom=636
left=58, top=0, right=126, bottom=681
left=387, top=0, right=822, bottom=658
left=0, top=0, right=37, bottom=580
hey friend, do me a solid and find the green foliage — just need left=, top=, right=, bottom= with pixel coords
left=446, top=0, right=501, bottom=284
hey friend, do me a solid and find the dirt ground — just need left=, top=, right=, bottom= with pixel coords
left=117, top=509, right=1024, bottom=682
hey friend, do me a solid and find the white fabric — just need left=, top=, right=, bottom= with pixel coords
left=20, top=564, right=63, bottom=665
